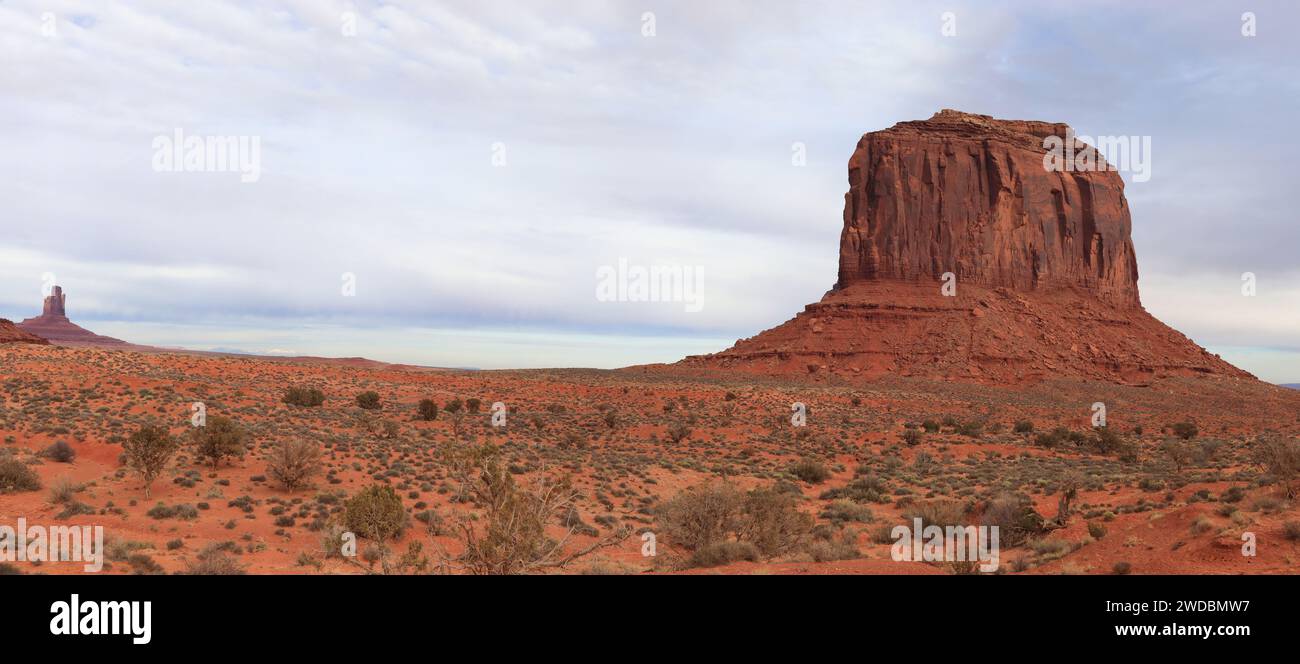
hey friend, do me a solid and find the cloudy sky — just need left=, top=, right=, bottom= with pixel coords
left=1, top=1, right=1298, bottom=380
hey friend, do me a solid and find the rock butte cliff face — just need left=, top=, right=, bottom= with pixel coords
left=17, top=286, right=127, bottom=346
left=681, top=110, right=1252, bottom=384
left=835, top=109, right=1138, bottom=304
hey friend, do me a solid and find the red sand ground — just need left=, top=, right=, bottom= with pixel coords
left=2, top=343, right=1298, bottom=575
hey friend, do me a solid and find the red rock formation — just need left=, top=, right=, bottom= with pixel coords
left=42, top=285, right=67, bottom=316
left=0, top=318, right=48, bottom=345
left=835, top=109, right=1138, bottom=304
left=17, top=286, right=127, bottom=346
left=681, top=110, right=1251, bottom=383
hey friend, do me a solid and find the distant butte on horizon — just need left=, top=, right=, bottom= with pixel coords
left=15, top=285, right=127, bottom=346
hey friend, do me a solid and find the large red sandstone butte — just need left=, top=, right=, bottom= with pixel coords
left=682, top=110, right=1251, bottom=384
left=16, top=285, right=126, bottom=346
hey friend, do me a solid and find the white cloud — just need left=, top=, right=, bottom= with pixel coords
left=0, top=0, right=1296, bottom=377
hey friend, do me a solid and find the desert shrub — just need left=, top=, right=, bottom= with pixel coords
left=904, top=499, right=967, bottom=530
left=1089, top=427, right=1125, bottom=455
left=417, top=399, right=438, bottom=421
left=819, top=500, right=874, bottom=525
left=282, top=386, right=325, bottom=407
left=820, top=475, right=889, bottom=503
left=415, top=509, right=447, bottom=535
left=266, top=439, right=322, bottom=491
left=979, top=493, right=1046, bottom=547
left=1160, top=438, right=1196, bottom=472
left=1013, top=420, right=1035, bottom=434
left=1112, top=561, right=1132, bottom=575
left=689, top=541, right=759, bottom=568
left=41, top=441, right=76, bottom=463
left=656, top=481, right=810, bottom=565
left=147, top=503, right=198, bottom=520
left=1283, top=521, right=1300, bottom=541
left=1028, top=537, right=1071, bottom=558
left=737, top=487, right=813, bottom=557
left=902, top=429, right=922, bottom=446
left=557, top=431, right=587, bottom=450
left=1171, top=421, right=1199, bottom=440
left=789, top=458, right=830, bottom=484
left=122, top=424, right=178, bottom=499
left=1034, top=427, right=1070, bottom=449
left=1087, top=521, right=1107, bottom=539
left=127, top=553, right=164, bottom=575
left=956, top=420, right=984, bottom=438
left=921, top=419, right=940, bottom=433
left=191, top=415, right=246, bottom=469
left=807, top=530, right=861, bottom=562
left=444, top=448, right=627, bottom=575
left=0, top=459, right=41, bottom=493
left=355, top=391, right=381, bottom=410
left=666, top=422, right=692, bottom=444
left=48, top=477, right=80, bottom=504
left=1254, top=435, right=1300, bottom=498
left=184, top=546, right=246, bottom=575
left=444, top=398, right=463, bottom=414
left=466, top=398, right=481, bottom=413
left=869, top=523, right=896, bottom=544
left=344, top=484, right=408, bottom=541
left=655, top=482, right=743, bottom=552
left=1222, top=486, right=1247, bottom=503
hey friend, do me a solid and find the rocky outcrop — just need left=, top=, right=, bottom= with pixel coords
left=42, top=285, right=68, bottom=316
left=680, top=110, right=1251, bottom=384
left=17, top=286, right=127, bottom=346
left=0, top=318, right=48, bottom=345
left=835, top=109, right=1138, bottom=305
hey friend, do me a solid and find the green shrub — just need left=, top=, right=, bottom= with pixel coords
left=417, top=399, right=438, bottom=421
left=1013, top=420, right=1035, bottom=434
left=355, top=391, right=381, bottom=410
left=282, top=386, right=325, bottom=407
left=980, top=493, right=1045, bottom=547
left=191, top=415, right=245, bottom=469
left=1171, top=421, right=1199, bottom=440
left=1087, top=521, right=1107, bottom=539
left=344, top=484, right=408, bottom=541
left=41, top=441, right=76, bottom=463
left=789, top=459, right=830, bottom=484
left=122, top=424, right=178, bottom=499
left=819, top=500, right=873, bottom=525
